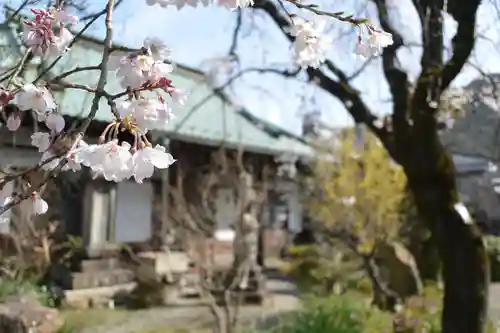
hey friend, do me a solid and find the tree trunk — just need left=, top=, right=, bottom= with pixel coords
left=362, top=254, right=399, bottom=311
left=408, top=163, right=489, bottom=333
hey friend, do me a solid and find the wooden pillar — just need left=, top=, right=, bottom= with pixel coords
left=160, top=138, right=171, bottom=249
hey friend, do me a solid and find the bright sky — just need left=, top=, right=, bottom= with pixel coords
left=6, top=0, right=500, bottom=134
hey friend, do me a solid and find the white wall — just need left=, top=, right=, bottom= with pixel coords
left=114, top=181, right=153, bottom=243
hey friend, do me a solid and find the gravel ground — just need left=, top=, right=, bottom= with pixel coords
left=79, top=274, right=299, bottom=333
left=78, top=270, right=500, bottom=333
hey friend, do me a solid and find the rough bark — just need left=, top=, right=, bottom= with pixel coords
left=406, top=146, right=489, bottom=333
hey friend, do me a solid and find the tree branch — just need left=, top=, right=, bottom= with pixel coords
left=410, top=0, right=445, bottom=132
left=78, top=0, right=115, bottom=133
left=371, top=0, right=411, bottom=144
left=252, top=0, right=389, bottom=144
left=228, top=8, right=243, bottom=56
left=440, top=0, right=482, bottom=91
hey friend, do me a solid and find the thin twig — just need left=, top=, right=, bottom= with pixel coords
left=4, top=0, right=30, bottom=24
left=49, top=65, right=100, bottom=82
left=3, top=49, right=32, bottom=87
left=33, top=4, right=112, bottom=84
left=78, top=0, right=115, bottom=133
left=283, top=0, right=369, bottom=25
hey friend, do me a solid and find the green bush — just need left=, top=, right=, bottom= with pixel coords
left=483, top=236, right=500, bottom=281
left=265, top=294, right=392, bottom=333
left=254, top=290, right=499, bottom=333
left=281, top=244, right=366, bottom=295
left=0, top=278, right=57, bottom=307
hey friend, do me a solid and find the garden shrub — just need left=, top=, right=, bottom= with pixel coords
left=253, top=288, right=500, bottom=333
left=281, top=244, right=365, bottom=295
left=483, top=236, right=500, bottom=281
left=0, top=278, right=57, bottom=307
left=265, top=294, right=392, bottom=333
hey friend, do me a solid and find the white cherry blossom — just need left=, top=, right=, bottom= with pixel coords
left=31, top=132, right=51, bottom=152
left=146, top=0, right=170, bottom=7
left=45, top=112, right=65, bottom=133
left=169, top=88, right=188, bottom=107
left=148, top=61, right=174, bottom=84
left=369, top=29, right=393, bottom=50
left=80, top=140, right=134, bottom=182
left=145, top=0, right=254, bottom=9
left=30, top=192, right=48, bottom=215
left=132, top=145, right=176, bottom=183
left=354, top=40, right=373, bottom=59
left=6, top=114, right=21, bottom=131
left=111, top=55, right=152, bottom=89
left=143, top=37, right=171, bottom=62
left=16, top=84, right=56, bottom=115
left=53, top=9, right=78, bottom=24
left=171, top=0, right=210, bottom=10
left=154, top=100, right=176, bottom=124
left=290, top=17, right=332, bottom=68
left=218, top=0, right=253, bottom=10
left=355, top=25, right=394, bottom=59
left=53, top=27, right=74, bottom=55
left=121, top=99, right=174, bottom=132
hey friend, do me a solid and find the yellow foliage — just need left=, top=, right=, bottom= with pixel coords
left=308, top=131, right=407, bottom=254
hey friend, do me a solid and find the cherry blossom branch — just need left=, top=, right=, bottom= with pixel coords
left=4, top=0, right=30, bottom=24
left=5, top=48, right=32, bottom=88
left=76, top=0, right=115, bottom=133
left=77, top=0, right=124, bottom=22
left=283, top=0, right=370, bottom=25
left=0, top=1, right=117, bottom=215
left=33, top=3, right=114, bottom=85
left=49, top=66, right=101, bottom=82
left=0, top=133, right=81, bottom=215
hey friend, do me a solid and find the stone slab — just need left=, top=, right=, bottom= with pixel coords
left=71, top=269, right=135, bottom=290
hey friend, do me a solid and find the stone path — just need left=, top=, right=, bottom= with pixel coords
left=79, top=271, right=300, bottom=333
left=489, top=283, right=500, bottom=325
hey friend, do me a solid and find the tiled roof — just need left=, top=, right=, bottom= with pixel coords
left=0, top=23, right=314, bottom=158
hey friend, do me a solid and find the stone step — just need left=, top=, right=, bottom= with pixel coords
left=77, top=258, right=122, bottom=273
left=70, top=268, right=135, bottom=290
left=64, top=283, right=137, bottom=309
